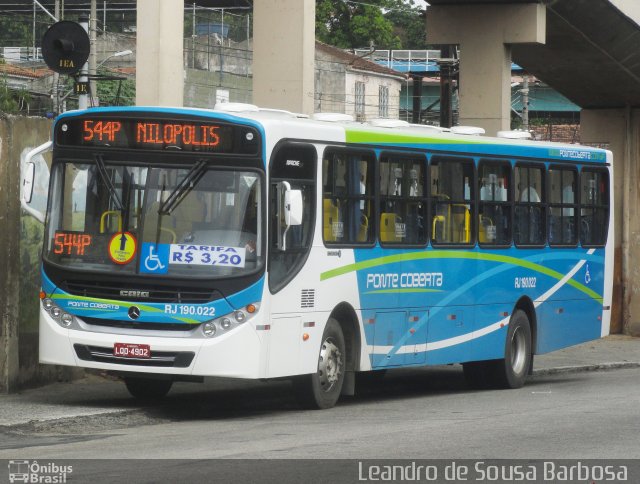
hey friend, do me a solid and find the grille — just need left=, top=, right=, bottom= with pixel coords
left=81, top=316, right=200, bottom=332
left=74, top=344, right=195, bottom=368
left=301, top=289, right=315, bottom=308
left=62, top=280, right=220, bottom=303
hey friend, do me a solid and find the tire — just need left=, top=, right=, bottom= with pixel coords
left=124, top=377, right=173, bottom=400
left=493, top=309, right=532, bottom=389
left=293, top=318, right=346, bottom=409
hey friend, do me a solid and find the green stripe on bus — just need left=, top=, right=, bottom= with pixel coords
left=345, top=129, right=484, bottom=145
left=319, top=251, right=602, bottom=302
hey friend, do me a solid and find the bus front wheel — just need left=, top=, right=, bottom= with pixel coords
left=124, top=377, right=173, bottom=400
left=495, top=309, right=532, bottom=389
left=293, top=318, right=345, bottom=409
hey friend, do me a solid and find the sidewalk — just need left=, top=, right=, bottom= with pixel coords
left=0, top=335, right=638, bottom=430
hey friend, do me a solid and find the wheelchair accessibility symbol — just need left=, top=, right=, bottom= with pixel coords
left=140, top=243, right=169, bottom=274
left=585, top=263, right=591, bottom=285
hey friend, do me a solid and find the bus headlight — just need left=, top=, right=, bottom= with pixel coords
left=42, top=297, right=77, bottom=329
left=202, top=321, right=217, bottom=337
left=200, top=303, right=260, bottom=338
left=61, top=313, right=74, bottom=327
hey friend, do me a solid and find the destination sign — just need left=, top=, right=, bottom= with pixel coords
left=55, top=117, right=260, bottom=154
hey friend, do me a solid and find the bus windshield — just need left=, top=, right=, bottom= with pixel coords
left=44, top=160, right=264, bottom=278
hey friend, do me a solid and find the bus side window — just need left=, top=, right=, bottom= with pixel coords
left=430, top=156, right=474, bottom=245
left=379, top=153, right=427, bottom=246
left=478, top=160, right=511, bottom=246
left=323, top=149, right=374, bottom=245
left=514, top=164, right=545, bottom=246
left=548, top=166, right=578, bottom=246
left=580, top=168, right=609, bottom=246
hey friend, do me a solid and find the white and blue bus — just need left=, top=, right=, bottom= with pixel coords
left=33, top=104, right=613, bottom=408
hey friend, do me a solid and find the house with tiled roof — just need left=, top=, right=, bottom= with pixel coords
left=314, top=41, right=406, bottom=121
left=0, top=62, right=50, bottom=89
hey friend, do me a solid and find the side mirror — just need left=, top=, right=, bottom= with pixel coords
left=285, top=188, right=303, bottom=226
left=21, top=141, right=52, bottom=223
left=277, top=181, right=304, bottom=251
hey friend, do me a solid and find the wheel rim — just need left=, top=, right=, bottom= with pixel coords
left=318, top=337, right=343, bottom=393
left=510, top=326, right=527, bottom=375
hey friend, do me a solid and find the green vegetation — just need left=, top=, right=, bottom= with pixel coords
left=0, top=73, right=32, bottom=114
left=96, top=68, right=136, bottom=106
left=316, top=0, right=427, bottom=50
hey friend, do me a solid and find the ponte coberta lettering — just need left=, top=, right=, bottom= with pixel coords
left=366, top=272, right=443, bottom=290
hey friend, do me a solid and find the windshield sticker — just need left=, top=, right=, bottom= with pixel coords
left=108, top=232, right=137, bottom=265
left=140, top=243, right=170, bottom=274
left=169, top=244, right=246, bottom=268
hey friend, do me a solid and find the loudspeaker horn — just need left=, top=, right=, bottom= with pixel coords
left=41, top=21, right=90, bottom=75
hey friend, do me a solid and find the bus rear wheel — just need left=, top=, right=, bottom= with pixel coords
left=463, top=310, right=532, bottom=389
left=124, top=377, right=173, bottom=400
left=293, top=318, right=345, bottom=409
left=494, top=309, right=532, bottom=389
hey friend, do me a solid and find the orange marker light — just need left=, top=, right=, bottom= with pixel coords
left=246, top=304, right=256, bottom=314
left=302, top=333, right=310, bottom=341
left=39, top=290, right=46, bottom=300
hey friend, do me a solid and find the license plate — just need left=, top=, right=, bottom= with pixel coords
left=113, top=343, right=151, bottom=359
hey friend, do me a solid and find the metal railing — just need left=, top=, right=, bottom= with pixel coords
left=353, top=49, right=442, bottom=72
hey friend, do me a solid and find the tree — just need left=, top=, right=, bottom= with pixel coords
left=384, top=0, right=428, bottom=49
left=315, top=0, right=426, bottom=50
left=316, top=0, right=401, bottom=50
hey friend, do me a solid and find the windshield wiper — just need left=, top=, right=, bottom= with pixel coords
left=159, top=159, right=207, bottom=215
left=94, top=154, right=123, bottom=211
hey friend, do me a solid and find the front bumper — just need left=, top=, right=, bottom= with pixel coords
left=39, top=307, right=267, bottom=379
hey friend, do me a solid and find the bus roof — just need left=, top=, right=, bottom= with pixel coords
left=56, top=105, right=611, bottom=164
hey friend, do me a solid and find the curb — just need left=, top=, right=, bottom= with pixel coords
left=533, top=361, right=640, bottom=376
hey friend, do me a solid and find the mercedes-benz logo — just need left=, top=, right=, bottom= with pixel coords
left=128, top=306, right=141, bottom=320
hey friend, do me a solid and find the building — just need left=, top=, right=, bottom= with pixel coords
left=314, top=42, right=406, bottom=121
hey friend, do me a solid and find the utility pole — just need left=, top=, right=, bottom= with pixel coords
left=192, top=3, right=196, bottom=68
left=439, top=45, right=455, bottom=128
left=521, top=74, right=530, bottom=131
left=412, top=75, right=423, bottom=124
left=32, top=1, right=36, bottom=60
left=78, top=14, right=89, bottom=110
left=89, top=0, right=97, bottom=105
left=53, top=0, right=60, bottom=112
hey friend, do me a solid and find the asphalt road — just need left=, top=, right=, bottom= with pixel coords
left=1, top=366, right=638, bottom=461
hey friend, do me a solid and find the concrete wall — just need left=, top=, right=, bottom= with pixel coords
left=184, top=68, right=252, bottom=108
left=0, top=116, right=81, bottom=393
